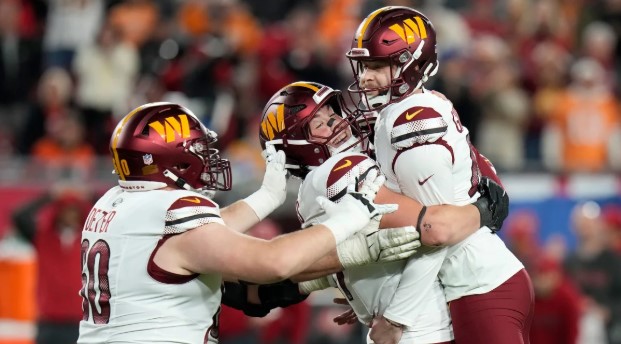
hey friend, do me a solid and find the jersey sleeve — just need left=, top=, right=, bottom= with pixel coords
left=165, top=196, right=224, bottom=234
left=390, top=106, right=448, bottom=149
left=393, top=144, right=454, bottom=205
left=383, top=247, right=448, bottom=327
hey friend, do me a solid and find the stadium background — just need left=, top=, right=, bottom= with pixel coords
left=0, top=0, right=620, bottom=343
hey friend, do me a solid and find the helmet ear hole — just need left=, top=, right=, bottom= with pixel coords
left=140, top=125, right=150, bottom=136
left=176, top=163, right=191, bottom=172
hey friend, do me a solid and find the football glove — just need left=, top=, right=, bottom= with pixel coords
left=318, top=192, right=398, bottom=244
left=337, top=221, right=420, bottom=268
left=243, top=144, right=288, bottom=220
left=473, top=177, right=510, bottom=232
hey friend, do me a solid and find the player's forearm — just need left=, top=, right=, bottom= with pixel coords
left=255, top=225, right=337, bottom=283
left=376, top=184, right=480, bottom=246
left=420, top=204, right=480, bottom=246
left=220, top=200, right=261, bottom=233
left=290, top=248, right=343, bottom=282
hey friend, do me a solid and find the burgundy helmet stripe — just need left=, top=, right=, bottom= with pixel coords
left=111, top=104, right=148, bottom=180
left=356, top=7, right=389, bottom=48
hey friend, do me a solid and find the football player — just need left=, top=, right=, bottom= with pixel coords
left=77, top=102, right=406, bottom=343
left=346, top=6, right=533, bottom=344
left=257, top=81, right=509, bottom=344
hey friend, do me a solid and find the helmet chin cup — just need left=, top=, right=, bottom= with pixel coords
left=398, top=83, right=409, bottom=95
left=398, top=51, right=411, bottom=63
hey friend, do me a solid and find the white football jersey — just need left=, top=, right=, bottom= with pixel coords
left=297, top=152, right=453, bottom=343
left=374, top=89, right=524, bottom=302
left=78, top=186, right=224, bottom=344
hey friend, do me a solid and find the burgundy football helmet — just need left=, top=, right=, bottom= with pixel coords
left=346, top=6, right=439, bottom=111
left=110, top=102, right=231, bottom=192
left=258, top=82, right=370, bottom=178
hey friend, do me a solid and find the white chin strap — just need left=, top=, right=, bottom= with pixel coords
left=163, top=169, right=216, bottom=197
left=363, top=93, right=390, bottom=110
left=329, top=135, right=362, bottom=155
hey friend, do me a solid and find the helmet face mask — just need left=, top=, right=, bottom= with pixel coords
left=346, top=6, right=439, bottom=112
left=111, top=102, right=232, bottom=192
left=259, top=82, right=370, bottom=178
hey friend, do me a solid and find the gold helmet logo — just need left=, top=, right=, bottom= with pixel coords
left=261, top=104, right=285, bottom=140
left=389, top=17, right=428, bottom=44
left=149, top=115, right=191, bottom=143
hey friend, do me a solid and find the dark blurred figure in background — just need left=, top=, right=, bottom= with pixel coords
left=603, top=204, right=621, bottom=254
left=0, top=0, right=42, bottom=148
left=505, top=209, right=542, bottom=272
left=565, top=201, right=621, bottom=344
left=530, top=254, right=582, bottom=344
left=11, top=184, right=93, bottom=344
left=16, top=67, right=74, bottom=155
left=30, top=112, right=96, bottom=180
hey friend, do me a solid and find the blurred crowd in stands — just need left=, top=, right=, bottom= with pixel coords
left=0, top=0, right=620, bottom=179
left=1, top=0, right=621, bottom=343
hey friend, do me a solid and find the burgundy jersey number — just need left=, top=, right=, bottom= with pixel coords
left=80, top=239, right=112, bottom=324
left=451, top=108, right=464, bottom=133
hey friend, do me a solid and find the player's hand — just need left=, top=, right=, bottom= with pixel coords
left=356, top=168, right=384, bottom=200
left=261, top=144, right=289, bottom=204
left=243, top=144, right=288, bottom=220
left=473, top=177, right=509, bottom=232
left=337, top=222, right=420, bottom=268
left=317, top=192, right=398, bottom=243
left=332, top=298, right=359, bottom=326
left=369, top=316, right=404, bottom=344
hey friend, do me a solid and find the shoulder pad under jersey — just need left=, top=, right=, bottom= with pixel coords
left=323, top=153, right=379, bottom=202
left=165, top=195, right=223, bottom=234
left=390, top=106, right=448, bottom=149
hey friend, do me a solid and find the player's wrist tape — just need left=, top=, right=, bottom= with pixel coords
left=243, top=188, right=280, bottom=220
left=299, top=276, right=332, bottom=294
left=337, top=233, right=369, bottom=268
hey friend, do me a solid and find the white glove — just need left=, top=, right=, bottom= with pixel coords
left=337, top=221, right=420, bottom=268
left=357, top=168, right=383, bottom=198
left=318, top=192, right=398, bottom=244
left=243, top=144, right=289, bottom=220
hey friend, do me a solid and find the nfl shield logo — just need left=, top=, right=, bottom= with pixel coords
left=143, top=154, right=153, bottom=165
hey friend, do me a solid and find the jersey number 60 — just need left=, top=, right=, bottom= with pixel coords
left=80, top=239, right=112, bottom=324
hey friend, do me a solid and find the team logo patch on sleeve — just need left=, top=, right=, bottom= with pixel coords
left=326, top=155, right=378, bottom=201
left=391, top=107, right=448, bottom=148
left=165, top=196, right=223, bottom=234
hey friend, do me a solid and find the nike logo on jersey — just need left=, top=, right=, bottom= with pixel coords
left=405, top=108, right=424, bottom=121
left=181, top=197, right=202, bottom=204
left=333, top=159, right=352, bottom=172
left=418, top=174, right=434, bottom=185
